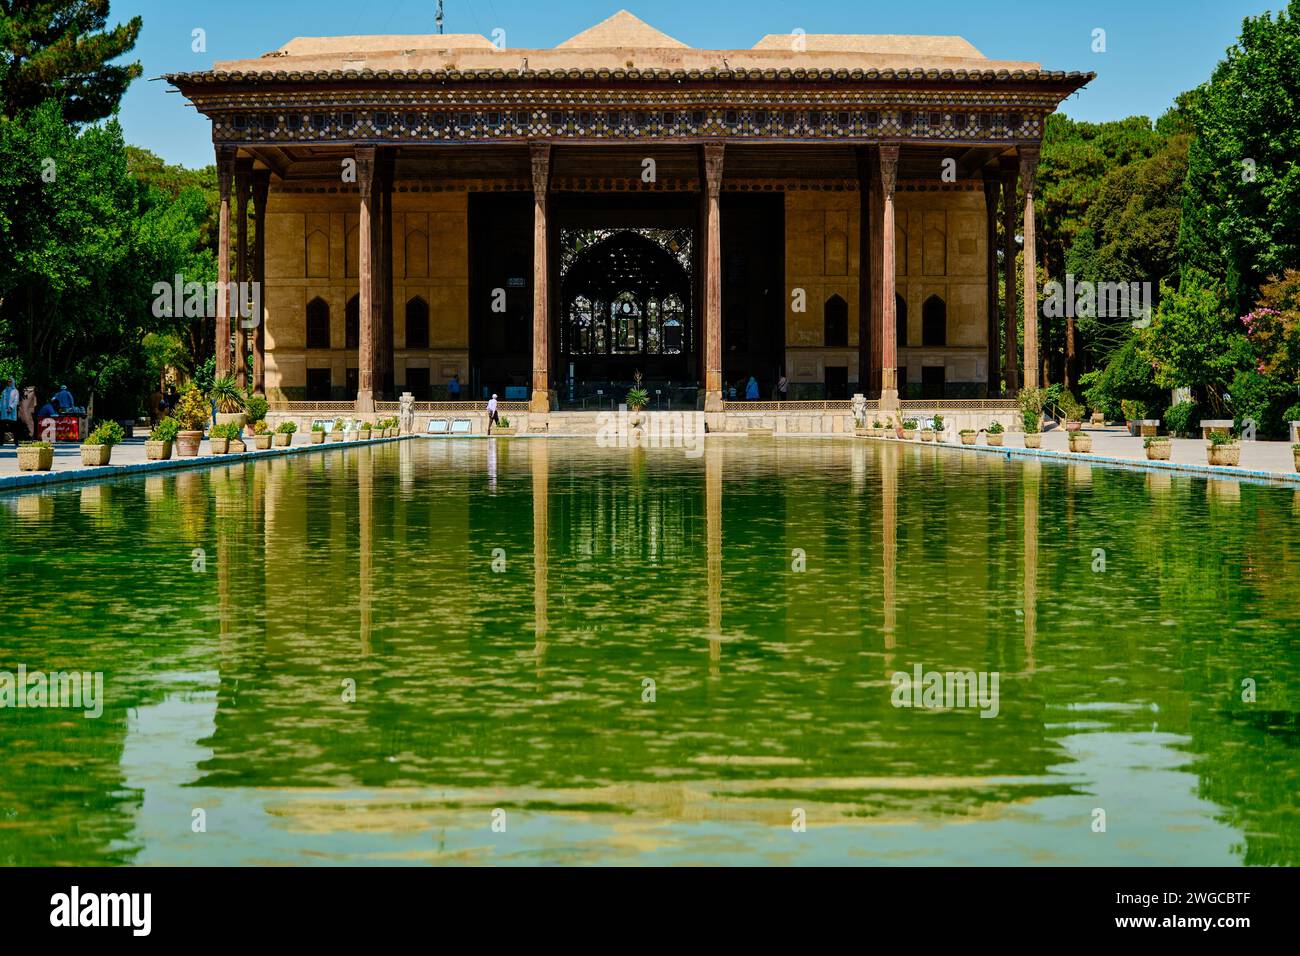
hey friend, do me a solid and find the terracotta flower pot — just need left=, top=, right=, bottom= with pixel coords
left=986, top=433, right=1004, bottom=447
left=273, top=433, right=292, bottom=447
left=18, top=445, right=53, bottom=471
left=1023, top=434, right=1042, bottom=449
left=1068, top=434, right=1093, bottom=454
left=80, top=444, right=111, bottom=467
left=211, top=437, right=230, bottom=455
left=1066, top=421, right=1082, bottom=432
left=960, top=432, right=977, bottom=445
left=1207, top=443, right=1240, bottom=466
left=253, top=434, right=272, bottom=450
left=1146, top=440, right=1172, bottom=461
left=310, top=431, right=325, bottom=444
left=175, top=431, right=203, bottom=457
left=145, top=440, right=172, bottom=461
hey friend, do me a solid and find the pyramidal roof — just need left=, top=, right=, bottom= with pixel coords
left=557, top=10, right=688, bottom=49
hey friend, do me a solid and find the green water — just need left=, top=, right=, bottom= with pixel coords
left=1, top=438, right=1297, bottom=866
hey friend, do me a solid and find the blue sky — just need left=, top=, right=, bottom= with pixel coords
left=113, top=0, right=1276, bottom=168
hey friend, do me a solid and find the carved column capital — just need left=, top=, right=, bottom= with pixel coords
left=1018, top=145, right=1040, bottom=197
left=703, top=143, right=725, bottom=199
left=879, top=144, right=899, bottom=196
left=355, top=145, right=376, bottom=199
left=530, top=142, right=551, bottom=198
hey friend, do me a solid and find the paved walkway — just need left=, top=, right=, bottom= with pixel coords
left=0, top=435, right=409, bottom=490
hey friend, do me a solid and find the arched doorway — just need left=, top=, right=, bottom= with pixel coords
left=560, top=230, right=693, bottom=393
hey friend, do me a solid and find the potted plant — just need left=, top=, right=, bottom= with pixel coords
left=1144, top=436, right=1172, bottom=461
left=310, top=422, right=326, bottom=444
left=986, top=421, right=1005, bottom=447
left=494, top=414, right=517, bottom=436
left=210, top=421, right=241, bottom=455
left=172, top=385, right=210, bottom=457
left=146, top=417, right=180, bottom=461
left=18, top=440, right=54, bottom=472
left=626, top=370, right=650, bottom=428
left=275, top=421, right=297, bottom=447
left=877, top=419, right=892, bottom=439
left=1068, top=430, right=1093, bottom=453
left=1022, top=410, right=1042, bottom=449
left=328, top=418, right=345, bottom=442
left=250, top=419, right=273, bottom=450
left=959, top=429, right=977, bottom=445
left=919, top=421, right=935, bottom=442
left=901, top=418, right=918, bottom=440
left=931, top=414, right=946, bottom=442
left=210, top=375, right=247, bottom=430
left=1058, top=391, right=1085, bottom=432
left=1294, top=444, right=1300, bottom=473
left=1206, top=431, right=1240, bottom=466
left=357, top=421, right=373, bottom=440
left=244, top=393, right=269, bottom=436
left=81, top=421, right=124, bottom=466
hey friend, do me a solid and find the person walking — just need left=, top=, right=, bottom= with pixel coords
left=746, top=375, right=760, bottom=401
left=1, top=378, right=20, bottom=446
left=777, top=371, right=788, bottom=401
left=486, top=393, right=499, bottom=434
left=448, top=374, right=461, bottom=401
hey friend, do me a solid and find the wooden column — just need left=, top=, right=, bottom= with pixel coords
left=378, top=150, right=395, bottom=400
left=879, top=144, right=900, bottom=412
left=1000, top=158, right=1020, bottom=394
left=855, top=147, right=873, bottom=397
left=868, top=147, right=884, bottom=398
left=233, top=159, right=251, bottom=390
left=355, top=146, right=378, bottom=413
left=983, top=172, right=1001, bottom=396
left=250, top=169, right=270, bottom=395
left=702, top=143, right=725, bottom=413
left=214, top=146, right=236, bottom=378
left=529, top=143, right=551, bottom=414
left=1019, top=146, right=1041, bottom=390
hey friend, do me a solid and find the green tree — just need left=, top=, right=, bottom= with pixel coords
left=0, top=0, right=142, bottom=122
left=1178, top=0, right=1300, bottom=314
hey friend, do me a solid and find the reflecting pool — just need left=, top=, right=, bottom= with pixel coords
left=1, top=438, right=1297, bottom=865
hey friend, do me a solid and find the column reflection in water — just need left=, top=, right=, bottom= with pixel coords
left=358, top=445, right=373, bottom=655
left=1023, top=459, right=1040, bottom=674
left=881, top=442, right=898, bottom=666
left=706, top=441, right=722, bottom=674
left=531, top=438, right=549, bottom=666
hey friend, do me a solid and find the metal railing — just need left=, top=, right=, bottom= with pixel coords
left=723, top=400, right=860, bottom=412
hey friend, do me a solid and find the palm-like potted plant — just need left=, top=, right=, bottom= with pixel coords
left=147, top=417, right=180, bottom=461
left=959, top=428, right=977, bottom=445
left=1144, top=435, right=1172, bottom=461
left=17, top=440, right=54, bottom=472
left=986, top=421, right=1005, bottom=447
left=275, top=421, right=297, bottom=447
left=626, top=370, right=650, bottom=428
left=1206, top=430, right=1240, bottom=466
left=250, top=419, right=273, bottom=450
left=172, top=385, right=210, bottom=457
left=901, top=418, right=918, bottom=440
left=210, top=375, right=246, bottom=430
left=310, top=422, right=326, bottom=444
left=81, top=420, right=124, bottom=466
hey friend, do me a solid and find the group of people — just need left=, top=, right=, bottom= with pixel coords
left=727, top=374, right=789, bottom=402
left=1, top=379, right=76, bottom=446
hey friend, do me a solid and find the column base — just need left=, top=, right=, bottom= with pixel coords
left=355, top=391, right=375, bottom=414
left=704, top=389, right=724, bottom=413
left=879, top=389, right=899, bottom=412
left=530, top=390, right=552, bottom=414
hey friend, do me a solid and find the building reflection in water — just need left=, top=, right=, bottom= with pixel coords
left=882, top=442, right=898, bottom=663
left=531, top=438, right=549, bottom=667
left=1023, top=459, right=1040, bottom=674
left=706, top=442, right=723, bottom=676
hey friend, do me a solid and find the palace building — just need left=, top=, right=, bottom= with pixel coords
left=166, top=10, right=1091, bottom=418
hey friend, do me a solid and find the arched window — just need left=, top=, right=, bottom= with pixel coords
left=660, top=295, right=684, bottom=355
left=405, top=297, right=429, bottom=349
left=824, top=294, right=848, bottom=347
left=896, top=294, right=908, bottom=348
left=922, top=295, right=947, bottom=347
left=306, top=297, right=330, bottom=349
left=345, top=295, right=359, bottom=350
